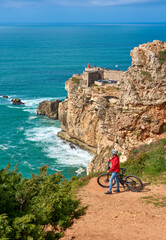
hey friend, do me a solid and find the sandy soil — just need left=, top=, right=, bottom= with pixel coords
left=61, top=177, right=166, bottom=240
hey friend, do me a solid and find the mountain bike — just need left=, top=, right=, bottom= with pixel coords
left=97, top=163, right=143, bottom=192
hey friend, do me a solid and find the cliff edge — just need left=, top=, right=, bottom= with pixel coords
left=39, top=40, right=166, bottom=173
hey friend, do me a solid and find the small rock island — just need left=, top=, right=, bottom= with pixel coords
left=37, top=40, right=166, bottom=173
left=11, top=98, right=25, bottom=105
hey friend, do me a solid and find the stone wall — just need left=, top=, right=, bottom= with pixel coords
left=83, top=70, right=102, bottom=86
left=104, top=70, right=124, bottom=81
left=83, top=69, right=123, bottom=86
left=94, top=81, right=102, bottom=86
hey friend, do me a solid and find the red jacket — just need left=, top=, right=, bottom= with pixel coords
left=108, top=156, right=120, bottom=173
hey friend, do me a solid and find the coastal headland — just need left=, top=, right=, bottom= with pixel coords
left=37, top=40, right=166, bottom=173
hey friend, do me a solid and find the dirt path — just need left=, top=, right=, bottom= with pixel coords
left=61, top=177, right=166, bottom=240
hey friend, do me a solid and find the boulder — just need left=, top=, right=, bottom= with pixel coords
left=11, top=98, right=24, bottom=105
left=37, top=99, right=61, bottom=119
left=69, top=143, right=76, bottom=150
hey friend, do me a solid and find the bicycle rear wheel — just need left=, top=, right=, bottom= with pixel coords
left=97, top=173, right=116, bottom=188
left=125, top=175, right=143, bottom=192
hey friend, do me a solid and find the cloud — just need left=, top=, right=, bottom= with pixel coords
left=91, top=0, right=157, bottom=6
left=0, top=0, right=41, bottom=8
left=0, top=0, right=165, bottom=8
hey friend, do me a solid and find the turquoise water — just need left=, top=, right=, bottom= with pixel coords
left=0, top=24, right=166, bottom=179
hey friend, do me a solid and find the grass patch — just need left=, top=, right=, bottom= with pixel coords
left=72, top=77, right=80, bottom=84
left=141, top=71, right=152, bottom=82
left=161, top=125, right=166, bottom=134
left=134, top=131, right=141, bottom=136
left=131, top=83, right=136, bottom=91
left=69, top=170, right=104, bottom=193
left=159, top=50, right=166, bottom=64
left=121, top=138, right=166, bottom=178
left=90, top=84, right=97, bottom=87
left=118, top=152, right=122, bottom=157
left=141, top=194, right=166, bottom=207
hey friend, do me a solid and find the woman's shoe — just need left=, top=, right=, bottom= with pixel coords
left=113, top=189, right=120, bottom=193
left=105, top=191, right=112, bottom=194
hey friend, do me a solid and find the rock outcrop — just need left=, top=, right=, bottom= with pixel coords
left=11, top=98, right=24, bottom=105
left=37, top=100, right=61, bottom=119
left=57, top=40, right=166, bottom=173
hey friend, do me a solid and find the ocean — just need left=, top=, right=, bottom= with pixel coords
left=0, top=24, right=166, bottom=179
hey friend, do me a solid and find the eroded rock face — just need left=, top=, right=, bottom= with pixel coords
left=58, top=40, right=166, bottom=173
left=120, top=40, right=166, bottom=106
left=37, top=100, right=61, bottom=119
left=58, top=77, right=120, bottom=153
left=11, top=98, right=24, bottom=105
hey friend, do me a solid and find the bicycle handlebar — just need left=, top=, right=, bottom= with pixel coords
left=107, top=163, right=126, bottom=173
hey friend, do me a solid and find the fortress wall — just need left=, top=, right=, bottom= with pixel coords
left=83, top=71, right=100, bottom=86
left=103, top=70, right=124, bottom=81
left=83, top=69, right=124, bottom=86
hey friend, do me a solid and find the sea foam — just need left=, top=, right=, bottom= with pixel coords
left=0, top=145, right=8, bottom=151
left=25, top=126, right=93, bottom=167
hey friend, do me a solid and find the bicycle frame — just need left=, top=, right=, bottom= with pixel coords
left=98, top=164, right=143, bottom=192
left=108, top=162, right=126, bottom=186
left=118, top=173, right=126, bottom=186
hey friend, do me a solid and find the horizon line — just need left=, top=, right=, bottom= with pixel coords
left=0, top=22, right=166, bottom=26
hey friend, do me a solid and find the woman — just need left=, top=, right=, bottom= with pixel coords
left=105, top=149, right=120, bottom=195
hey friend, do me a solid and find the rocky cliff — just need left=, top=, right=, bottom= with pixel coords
left=37, top=100, right=61, bottom=119
left=38, top=40, right=166, bottom=174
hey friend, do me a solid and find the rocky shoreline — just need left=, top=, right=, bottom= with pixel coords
left=37, top=40, right=166, bottom=174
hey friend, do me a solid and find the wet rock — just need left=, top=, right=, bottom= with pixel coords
left=3, top=95, right=8, bottom=99
left=69, top=143, right=76, bottom=150
left=11, top=98, right=24, bottom=105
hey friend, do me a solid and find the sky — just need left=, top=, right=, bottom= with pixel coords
left=0, top=0, right=166, bottom=23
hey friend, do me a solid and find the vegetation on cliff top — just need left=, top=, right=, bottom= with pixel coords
left=0, top=165, right=86, bottom=240
left=159, top=50, right=166, bottom=64
left=140, top=71, right=152, bottom=82
left=121, top=138, right=166, bottom=180
left=71, top=77, right=81, bottom=84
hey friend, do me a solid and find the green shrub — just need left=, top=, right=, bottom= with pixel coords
left=159, top=50, right=166, bottom=64
left=141, top=71, right=152, bottom=82
left=0, top=165, right=86, bottom=239
left=161, top=125, right=166, bottom=133
left=90, top=84, right=97, bottom=87
left=121, top=138, right=166, bottom=177
left=131, top=83, right=136, bottom=91
left=71, top=77, right=80, bottom=84
left=0, top=214, right=12, bottom=239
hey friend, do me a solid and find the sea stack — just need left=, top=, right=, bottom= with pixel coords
left=37, top=99, right=61, bottom=120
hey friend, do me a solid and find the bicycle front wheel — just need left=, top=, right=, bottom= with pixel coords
left=125, top=175, right=143, bottom=192
left=97, top=173, right=116, bottom=188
